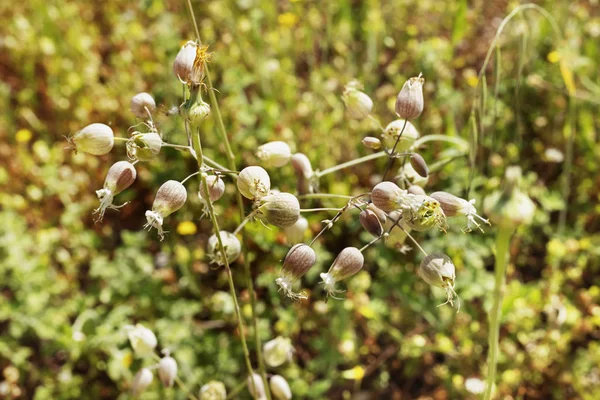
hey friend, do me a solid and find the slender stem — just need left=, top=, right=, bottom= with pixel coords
left=233, top=210, right=259, bottom=235
left=368, top=115, right=385, bottom=132
left=483, top=226, right=512, bottom=400
left=413, top=134, right=469, bottom=149
left=298, top=193, right=354, bottom=200
left=359, top=236, right=382, bottom=252
left=181, top=171, right=201, bottom=185
left=300, top=207, right=343, bottom=213
left=387, top=214, right=428, bottom=256
left=316, top=151, right=387, bottom=178
left=161, top=142, right=191, bottom=151
left=382, top=119, right=408, bottom=181
left=114, top=137, right=129, bottom=142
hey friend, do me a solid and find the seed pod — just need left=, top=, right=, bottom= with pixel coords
left=158, top=355, right=178, bottom=388
left=256, top=141, right=292, bottom=168
left=145, top=180, right=187, bottom=240
left=247, top=373, right=266, bottom=400
left=173, top=41, right=197, bottom=84
left=410, top=153, right=429, bottom=178
left=126, top=324, right=157, bottom=357
left=359, top=208, right=384, bottom=237
left=371, top=181, right=404, bottom=212
left=283, top=216, right=309, bottom=244
left=263, top=336, right=294, bottom=368
left=257, top=192, right=300, bottom=228
left=408, top=185, right=426, bottom=195
left=395, top=74, right=424, bottom=120
left=382, top=119, right=420, bottom=152
left=127, top=132, right=162, bottom=161
left=132, top=368, right=153, bottom=397
left=362, top=136, right=381, bottom=150
left=418, top=253, right=459, bottom=309
left=320, top=247, right=364, bottom=297
left=199, top=381, right=227, bottom=400
left=189, top=100, right=211, bottom=125
left=276, top=244, right=316, bottom=301
left=69, top=123, right=114, bottom=155
left=207, top=231, right=242, bottom=266
left=342, top=81, right=373, bottom=120
left=130, top=92, right=156, bottom=118
left=237, top=166, right=271, bottom=201
left=430, top=191, right=490, bottom=233
left=95, top=161, right=137, bottom=221
left=270, top=375, right=292, bottom=400
left=199, top=175, right=225, bottom=202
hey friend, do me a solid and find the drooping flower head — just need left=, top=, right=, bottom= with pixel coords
left=430, top=191, right=490, bottom=233
left=276, top=244, right=316, bottom=301
left=418, top=253, right=459, bottom=310
left=95, top=161, right=136, bottom=222
left=144, top=180, right=187, bottom=240
left=320, top=247, right=364, bottom=298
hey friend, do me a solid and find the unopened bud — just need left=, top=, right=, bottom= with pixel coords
left=430, top=191, right=490, bottom=233
left=283, top=216, right=309, bottom=244
left=126, top=324, right=157, bottom=357
left=371, top=181, right=404, bottom=212
left=395, top=74, right=424, bottom=120
left=263, top=337, right=294, bottom=367
left=382, top=119, right=420, bottom=152
left=276, top=244, right=316, bottom=301
left=130, top=92, right=156, bottom=118
left=408, top=185, right=426, bottom=195
left=68, top=123, right=114, bottom=155
left=145, top=180, right=187, bottom=240
left=270, top=375, right=292, bottom=400
left=256, top=141, right=292, bottom=167
left=257, top=192, right=300, bottom=228
left=410, top=153, right=429, bottom=178
left=419, top=253, right=458, bottom=309
left=199, top=175, right=225, bottom=202
left=320, top=247, right=364, bottom=297
left=189, top=100, right=211, bottom=125
left=342, top=81, right=373, bottom=120
left=362, top=136, right=381, bottom=150
left=158, top=355, right=178, bottom=388
left=207, top=231, right=242, bottom=266
left=132, top=368, right=153, bottom=397
left=237, top=166, right=271, bottom=201
left=359, top=208, right=384, bottom=237
left=95, top=161, right=136, bottom=221
left=247, top=373, right=266, bottom=400
left=199, top=381, right=227, bottom=400
left=127, top=132, right=162, bottom=161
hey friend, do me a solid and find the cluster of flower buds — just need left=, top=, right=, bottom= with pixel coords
left=144, top=180, right=188, bottom=240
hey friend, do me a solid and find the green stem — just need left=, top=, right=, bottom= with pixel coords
left=483, top=226, right=512, bottom=400
left=316, top=151, right=387, bottom=178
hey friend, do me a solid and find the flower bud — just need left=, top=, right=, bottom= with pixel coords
left=199, top=175, right=225, bottom=202
left=371, top=181, right=404, bottom=212
left=359, top=208, right=384, bottom=237
left=342, top=81, right=373, bottom=120
left=418, top=253, right=458, bottom=308
left=237, top=166, right=271, bottom=201
left=430, top=191, right=490, bottom=232
left=401, top=194, right=447, bottom=232
left=382, top=119, right=420, bottom=152
left=95, top=161, right=137, bottom=221
left=395, top=74, right=424, bottom=120
left=409, top=153, right=429, bottom=178
left=320, top=247, right=364, bottom=297
left=263, top=336, right=294, bottom=367
left=257, top=141, right=292, bottom=167
left=257, top=192, right=300, bottom=228
left=68, top=123, right=114, bottom=155
left=199, top=381, right=227, bottom=400
left=207, top=231, right=242, bottom=266
left=362, top=136, right=381, bottom=150
left=270, top=375, right=292, bottom=400
left=145, top=180, right=187, bottom=240
left=407, top=185, right=426, bottom=195
left=276, top=244, right=316, bottom=301
left=291, top=153, right=313, bottom=195
left=130, top=92, right=156, bottom=118
left=189, top=100, right=211, bottom=125
left=127, top=132, right=162, bottom=161
left=126, top=324, right=157, bottom=357
left=158, top=355, right=178, bottom=388
left=132, top=368, right=153, bottom=397
left=247, top=373, right=266, bottom=400
left=283, top=216, right=309, bottom=244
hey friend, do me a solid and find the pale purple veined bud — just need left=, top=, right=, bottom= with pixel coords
left=199, top=175, right=226, bottom=202
left=256, top=141, right=292, bottom=168
left=319, top=247, right=364, bottom=298
left=95, top=161, right=136, bottom=222
left=362, top=136, right=381, bottom=150
left=132, top=368, right=153, bottom=397
left=276, top=244, right=316, bottom=301
left=418, top=253, right=459, bottom=309
left=342, top=81, right=373, bottom=120
left=400, top=194, right=447, bottom=233
left=207, top=231, right=242, bottom=266
left=67, top=123, right=114, bottom=155
left=256, top=192, right=300, bottom=228
left=382, top=119, right=420, bottom=153
left=367, top=203, right=387, bottom=225
left=130, top=92, right=156, bottom=119
left=291, top=153, right=313, bottom=194
left=144, top=180, right=187, bottom=240
left=395, top=73, right=424, bottom=120
left=127, top=131, right=162, bottom=161
left=263, top=336, right=294, bottom=368
left=158, top=355, right=178, bottom=388
left=247, top=373, right=266, bottom=400
left=410, top=153, right=429, bottom=178
left=430, top=191, right=490, bottom=233
left=359, top=208, right=384, bottom=237
left=189, top=100, right=211, bottom=125
left=371, top=181, right=405, bottom=212
left=237, top=166, right=271, bottom=201
left=199, top=381, right=227, bottom=400
left=125, top=323, right=157, bottom=357
left=270, top=375, right=292, bottom=400
left=283, top=216, right=309, bottom=244
left=407, top=185, right=426, bottom=195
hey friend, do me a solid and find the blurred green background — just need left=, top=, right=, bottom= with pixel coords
left=1, top=0, right=600, bottom=399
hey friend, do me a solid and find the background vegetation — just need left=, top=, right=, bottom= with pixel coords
left=1, top=0, right=600, bottom=398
